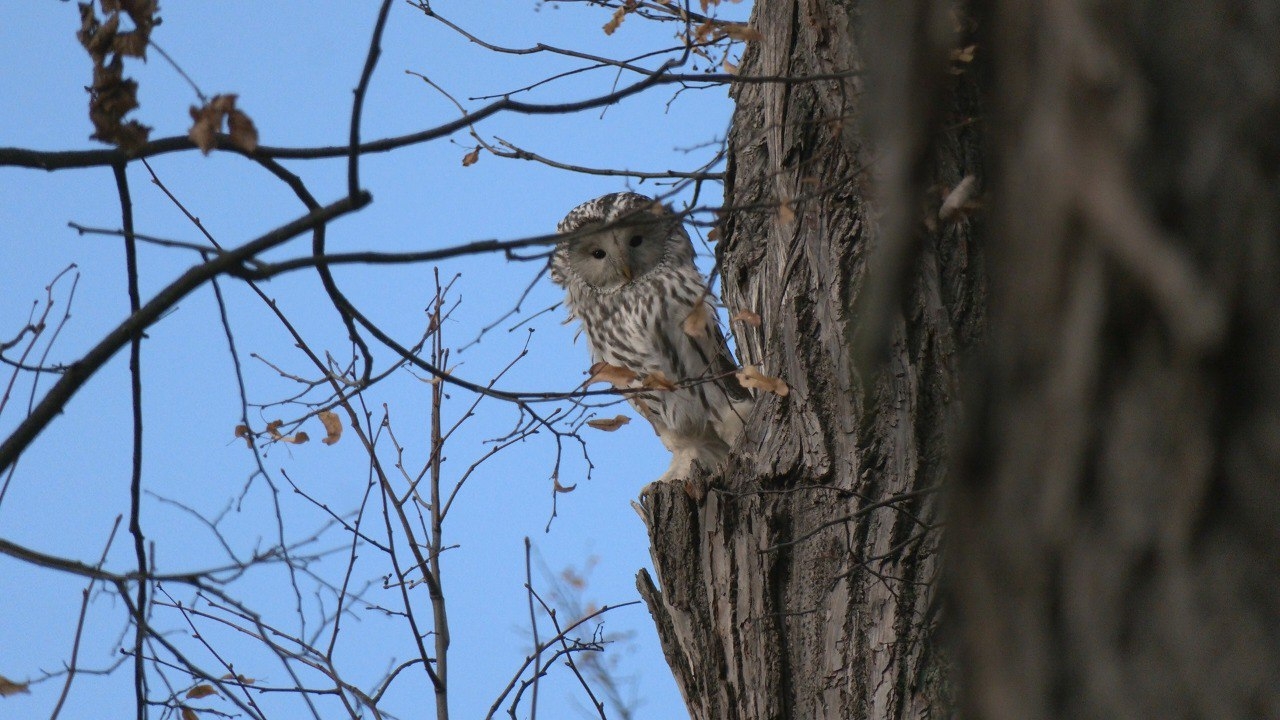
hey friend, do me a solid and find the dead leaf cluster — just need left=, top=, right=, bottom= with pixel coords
left=76, top=1, right=160, bottom=152
left=235, top=413, right=341, bottom=448
left=266, top=419, right=308, bottom=445
left=689, top=19, right=759, bottom=47
left=189, top=94, right=259, bottom=155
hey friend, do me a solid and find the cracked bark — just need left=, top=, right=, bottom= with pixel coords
left=635, top=1, right=983, bottom=717
left=633, top=1, right=1279, bottom=718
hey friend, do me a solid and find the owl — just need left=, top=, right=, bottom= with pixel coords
left=551, top=192, right=753, bottom=483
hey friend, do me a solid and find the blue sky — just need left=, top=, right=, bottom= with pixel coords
left=0, top=2, right=748, bottom=718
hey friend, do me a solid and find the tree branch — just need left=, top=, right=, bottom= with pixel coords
left=0, top=191, right=371, bottom=476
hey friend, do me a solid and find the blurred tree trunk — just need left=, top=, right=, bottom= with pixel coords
left=951, top=1, right=1280, bottom=718
left=638, top=0, right=1279, bottom=718
left=636, top=0, right=982, bottom=717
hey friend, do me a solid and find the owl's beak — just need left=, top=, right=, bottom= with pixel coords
left=620, top=263, right=633, bottom=283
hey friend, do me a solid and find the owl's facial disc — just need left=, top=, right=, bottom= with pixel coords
left=568, top=218, right=669, bottom=291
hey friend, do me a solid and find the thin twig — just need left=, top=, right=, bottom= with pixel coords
left=49, top=516, right=122, bottom=720
left=112, top=161, right=150, bottom=720
left=525, top=538, right=541, bottom=720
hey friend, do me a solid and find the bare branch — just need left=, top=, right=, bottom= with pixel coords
left=0, top=191, right=371, bottom=477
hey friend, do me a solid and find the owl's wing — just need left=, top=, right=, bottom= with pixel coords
left=687, top=298, right=751, bottom=404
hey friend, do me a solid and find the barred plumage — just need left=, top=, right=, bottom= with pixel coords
left=551, top=192, right=752, bottom=483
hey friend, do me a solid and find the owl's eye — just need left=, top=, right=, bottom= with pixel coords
left=628, top=234, right=644, bottom=247
left=591, top=248, right=607, bottom=259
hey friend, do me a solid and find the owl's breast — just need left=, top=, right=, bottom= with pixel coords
left=576, top=266, right=703, bottom=373
left=568, top=264, right=739, bottom=439
left=579, top=285, right=661, bottom=372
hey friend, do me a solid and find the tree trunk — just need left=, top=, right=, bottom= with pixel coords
left=951, top=2, right=1280, bottom=718
left=635, top=1, right=983, bottom=717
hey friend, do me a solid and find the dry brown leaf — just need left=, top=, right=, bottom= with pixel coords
left=318, top=410, right=342, bottom=446
left=265, top=419, right=284, bottom=440
left=730, top=309, right=762, bottom=327
left=0, top=675, right=30, bottom=697
left=642, top=371, right=677, bottom=391
left=189, top=94, right=256, bottom=155
left=461, top=147, right=480, bottom=166
left=724, top=24, right=763, bottom=42
left=227, top=109, right=259, bottom=152
left=692, top=20, right=716, bottom=44
left=113, top=30, right=148, bottom=58
left=188, top=104, right=220, bottom=154
left=186, top=684, right=218, bottom=699
left=707, top=227, right=720, bottom=242
left=562, top=568, right=586, bottom=589
left=722, top=59, right=739, bottom=74
left=951, top=44, right=976, bottom=63
left=682, top=301, right=711, bottom=339
left=88, top=59, right=150, bottom=151
left=603, top=5, right=628, bottom=34
left=210, top=94, right=237, bottom=114
left=553, top=476, right=577, bottom=493
left=414, top=364, right=456, bottom=384
left=234, top=424, right=252, bottom=448
left=736, top=366, right=789, bottom=397
left=265, top=419, right=307, bottom=444
left=777, top=198, right=796, bottom=225
left=220, top=674, right=256, bottom=685
left=586, top=415, right=631, bottom=432
left=79, top=8, right=119, bottom=59
left=77, top=2, right=156, bottom=152
left=939, top=174, right=978, bottom=222
left=587, top=361, right=638, bottom=389
left=181, top=707, right=199, bottom=720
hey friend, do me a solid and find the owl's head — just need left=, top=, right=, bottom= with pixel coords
left=551, top=192, right=688, bottom=292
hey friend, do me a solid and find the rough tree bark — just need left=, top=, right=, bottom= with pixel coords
left=635, top=1, right=983, bottom=717
left=952, top=2, right=1280, bottom=718
left=636, top=0, right=1278, bottom=718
